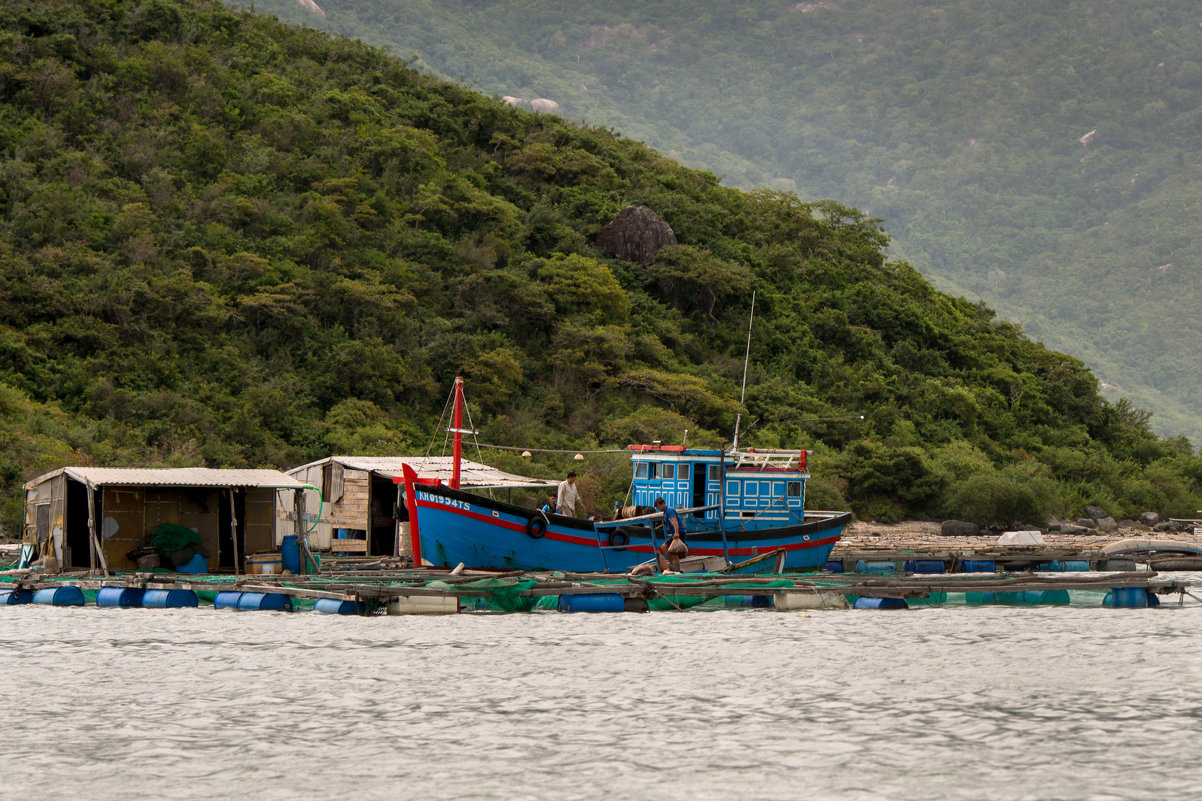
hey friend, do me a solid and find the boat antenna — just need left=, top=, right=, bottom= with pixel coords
left=732, top=290, right=756, bottom=452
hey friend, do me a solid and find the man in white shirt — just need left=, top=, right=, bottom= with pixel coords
left=557, top=471, right=579, bottom=517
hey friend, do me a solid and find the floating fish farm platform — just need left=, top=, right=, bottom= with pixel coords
left=0, top=563, right=1192, bottom=614
left=828, top=531, right=1202, bottom=573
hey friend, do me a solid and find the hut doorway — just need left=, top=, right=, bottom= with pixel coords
left=369, top=474, right=398, bottom=556
left=64, top=478, right=93, bottom=568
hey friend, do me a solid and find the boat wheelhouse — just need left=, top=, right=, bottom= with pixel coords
left=627, top=444, right=811, bottom=529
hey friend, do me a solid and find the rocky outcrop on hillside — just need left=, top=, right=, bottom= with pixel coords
left=596, top=205, right=677, bottom=265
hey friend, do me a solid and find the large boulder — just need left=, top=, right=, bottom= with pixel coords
left=1140, top=511, right=1161, bottom=526
left=1083, top=504, right=1108, bottom=520
left=596, top=205, right=677, bottom=266
left=940, top=520, right=980, bottom=537
left=1095, top=516, right=1119, bottom=533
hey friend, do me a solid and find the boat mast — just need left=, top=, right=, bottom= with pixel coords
left=451, top=376, right=464, bottom=490
left=732, top=290, right=756, bottom=453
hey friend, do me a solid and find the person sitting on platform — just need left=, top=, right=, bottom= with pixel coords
left=540, top=494, right=557, bottom=515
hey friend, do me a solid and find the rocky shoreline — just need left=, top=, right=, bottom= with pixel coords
left=835, top=512, right=1202, bottom=559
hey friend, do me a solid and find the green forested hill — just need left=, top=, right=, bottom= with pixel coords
left=231, top=0, right=1202, bottom=442
left=1, top=0, right=1200, bottom=535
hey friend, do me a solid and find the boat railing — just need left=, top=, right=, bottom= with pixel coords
left=595, top=504, right=718, bottom=528
left=728, top=449, right=807, bottom=471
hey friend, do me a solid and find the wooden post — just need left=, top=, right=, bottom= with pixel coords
left=295, top=488, right=317, bottom=574
left=293, top=487, right=304, bottom=543
left=86, top=483, right=110, bottom=577
left=394, top=483, right=403, bottom=557
left=229, top=488, right=240, bottom=575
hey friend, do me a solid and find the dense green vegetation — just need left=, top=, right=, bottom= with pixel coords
left=2, top=0, right=1201, bottom=535
left=236, top=0, right=1202, bottom=441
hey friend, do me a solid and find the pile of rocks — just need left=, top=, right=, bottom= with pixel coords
left=937, top=508, right=1197, bottom=538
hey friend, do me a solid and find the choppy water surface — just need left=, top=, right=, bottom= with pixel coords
left=4, top=595, right=1202, bottom=801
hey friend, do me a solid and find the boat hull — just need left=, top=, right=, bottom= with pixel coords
left=405, top=475, right=848, bottom=573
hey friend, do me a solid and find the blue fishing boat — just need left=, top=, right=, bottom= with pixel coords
left=400, top=379, right=850, bottom=574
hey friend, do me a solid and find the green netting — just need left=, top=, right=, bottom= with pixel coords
left=150, top=523, right=204, bottom=552
left=901, top=591, right=948, bottom=607
left=454, top=578, right=540, bottom=613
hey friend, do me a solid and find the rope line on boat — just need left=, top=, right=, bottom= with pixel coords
left=473, top=443, right=631, bottom=455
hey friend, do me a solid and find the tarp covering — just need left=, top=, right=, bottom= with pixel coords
left=288, top=456, right=559, bottom=489
left=997, top=530, right=1047, bottom=545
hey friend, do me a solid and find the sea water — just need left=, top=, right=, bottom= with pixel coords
left=3, top=591, right=1202, bottom=800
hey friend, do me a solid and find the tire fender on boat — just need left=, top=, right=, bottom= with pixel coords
left=526, top=515, right=548, bottom=539
left=608, top=528, right=630, bottom=550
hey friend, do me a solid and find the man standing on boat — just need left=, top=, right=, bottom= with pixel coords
left=654, top=496, right=687, bottom=571
left=557, top=472, right=579, bottom=517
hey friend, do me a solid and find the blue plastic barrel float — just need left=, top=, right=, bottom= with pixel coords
left=904, top=559, right=946, bottom=574
left=280, top=535, right=301, bottom=574
left=726, top=594, right=773, bottom=608
left=854, top=560, right=897, bottom=574
left=1040, top=590, right=1071, bottom=605
left=314, top=598, right=365, bottom=615
left=33, top=586, right=85, bottom=606
left=142, top=589, right=198, bottom=608
left=853, top=596, right=908, bottom=610
left=960, top=560, right=996, bottom=573
left=0, top=589, right=33, bottom=605
left=1106, top=588, right=1157, bottom=608
left=214, top=591, right=243, bottom=610
left=237, top=592, right=292, bottom=612
left=558, top=593, right=625, bottom=613
left=996, top=591, right=1048, bottom=606
left=823, top=560, right=845, bottom=573
left=97, top=587, right=145, bottom=608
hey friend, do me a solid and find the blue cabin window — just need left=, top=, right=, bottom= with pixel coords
left=787, top=481, right=802, bottom=497
left=707, top=465, right=721, bottom=482
left=662, top=464, right=675, bottom=479
left=635, top=462, right=648, bottom=479
left=678, top=464, right=690, bottom=480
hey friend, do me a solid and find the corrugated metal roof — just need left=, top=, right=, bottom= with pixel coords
left=26, top=467, right=306, bottom=489
left=288, top=456, right=559, bottom=489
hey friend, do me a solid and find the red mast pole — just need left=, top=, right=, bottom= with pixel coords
left=451, top=376, right=464, bottom=490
